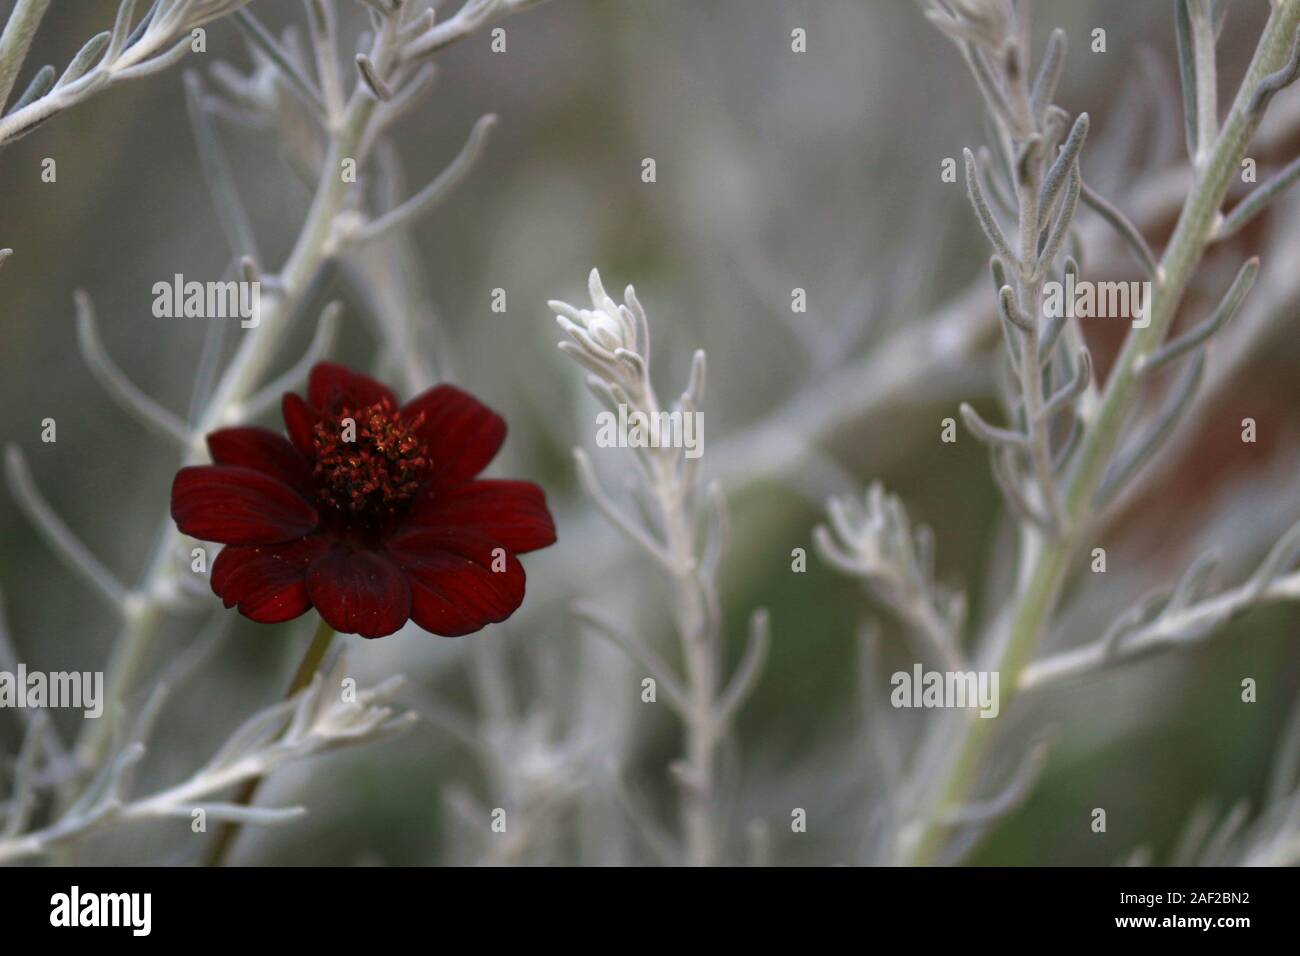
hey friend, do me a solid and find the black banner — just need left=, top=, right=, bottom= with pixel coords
left=0, top=865, right=1283, bottom=941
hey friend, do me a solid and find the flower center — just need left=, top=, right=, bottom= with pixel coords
left=312, top=401, right=428, bottom=516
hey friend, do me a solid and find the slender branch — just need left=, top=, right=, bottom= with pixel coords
left=714, top=609, right=770, bottom=726
left=231, top=7, right=325, bottom=115
left=1135, top=256, right=1257, bottom=373
left=3, top=445, right=128, bottom=608
left=572, top=603, right=691, bottom=716
left=350, top=114, right=496, bottom=244
left=1175, top=0, right=1201, bottom=160
left=1080, top=179, right=1160, bottom=279
left=1021, top=569, right=1300, bottom=691
left=1215, top=154, right=1300, bottom=239
left=75, top=291, right=191, bottom=447
left=1190, top=0, right=1220, bottom=162
left=230, top=302, right=342, bottom=422
left=1094, top=353, right=1205, bottom=505
left=183, top=70, right=260, bottom=262
left=304, top=0, right=344, bottom=124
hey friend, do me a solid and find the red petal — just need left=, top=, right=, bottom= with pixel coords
left=400, top=384, right=506, bottom=493
left=210, top=537, right=328, bottom=623
left=172, top=466, right=318, bottom=545
left=404, top=480, right=557, bottom=553
left=281, top=392, right=322, bottom=460
left=207, top=427, right=311, bottom=493
left=308, top=361, right=397, bottom=415
left=307, top=548, right=412, bottom=638
left=386, top=530, right=524, bottom=637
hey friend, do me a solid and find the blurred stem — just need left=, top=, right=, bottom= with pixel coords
left=1190, top=0, right=1219, bottom=164
left=657, top=461, right=719, bottom=867
left=903, top=0, right=1300, bottom=866
left=204, top=618, right=337, bottom=867
left=627, top=348, right=721, bottom=865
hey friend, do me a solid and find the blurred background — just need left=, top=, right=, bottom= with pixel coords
left=1, top=0, right=1299, bottom=865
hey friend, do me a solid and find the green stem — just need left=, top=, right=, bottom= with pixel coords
left=286, top=619, right=339, bottom=696
left=904, top=0, right=1300, bottom=866
left=204, top=618, right=336, bottom=867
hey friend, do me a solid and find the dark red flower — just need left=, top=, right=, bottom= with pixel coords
left=171, top=363, right=556, bottom=638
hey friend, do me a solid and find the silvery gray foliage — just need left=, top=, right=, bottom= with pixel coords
left=812, top=0, right=1300, bottom=866
left=0, top=0, right=547, bottom=864
left=0, top=0, right=259, bottom=145
left=1021, top=522, right=1300, bottom=692
left=551, top=270, right=770, bottom=866
left=430, top=636, right=593, bottom=866
left=815, top=482, right=966, bottom=672
left=0, top=630, right=415, bottom=864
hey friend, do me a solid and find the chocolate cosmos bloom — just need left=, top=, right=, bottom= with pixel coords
left=171, top=363, right=556, bottom=638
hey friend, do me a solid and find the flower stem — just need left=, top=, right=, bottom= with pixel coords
left=287, top=618, right=339, bottom=697
left=902, top=0, right=1300, bottom=866
left=203, top=618, right=336, bottom=867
